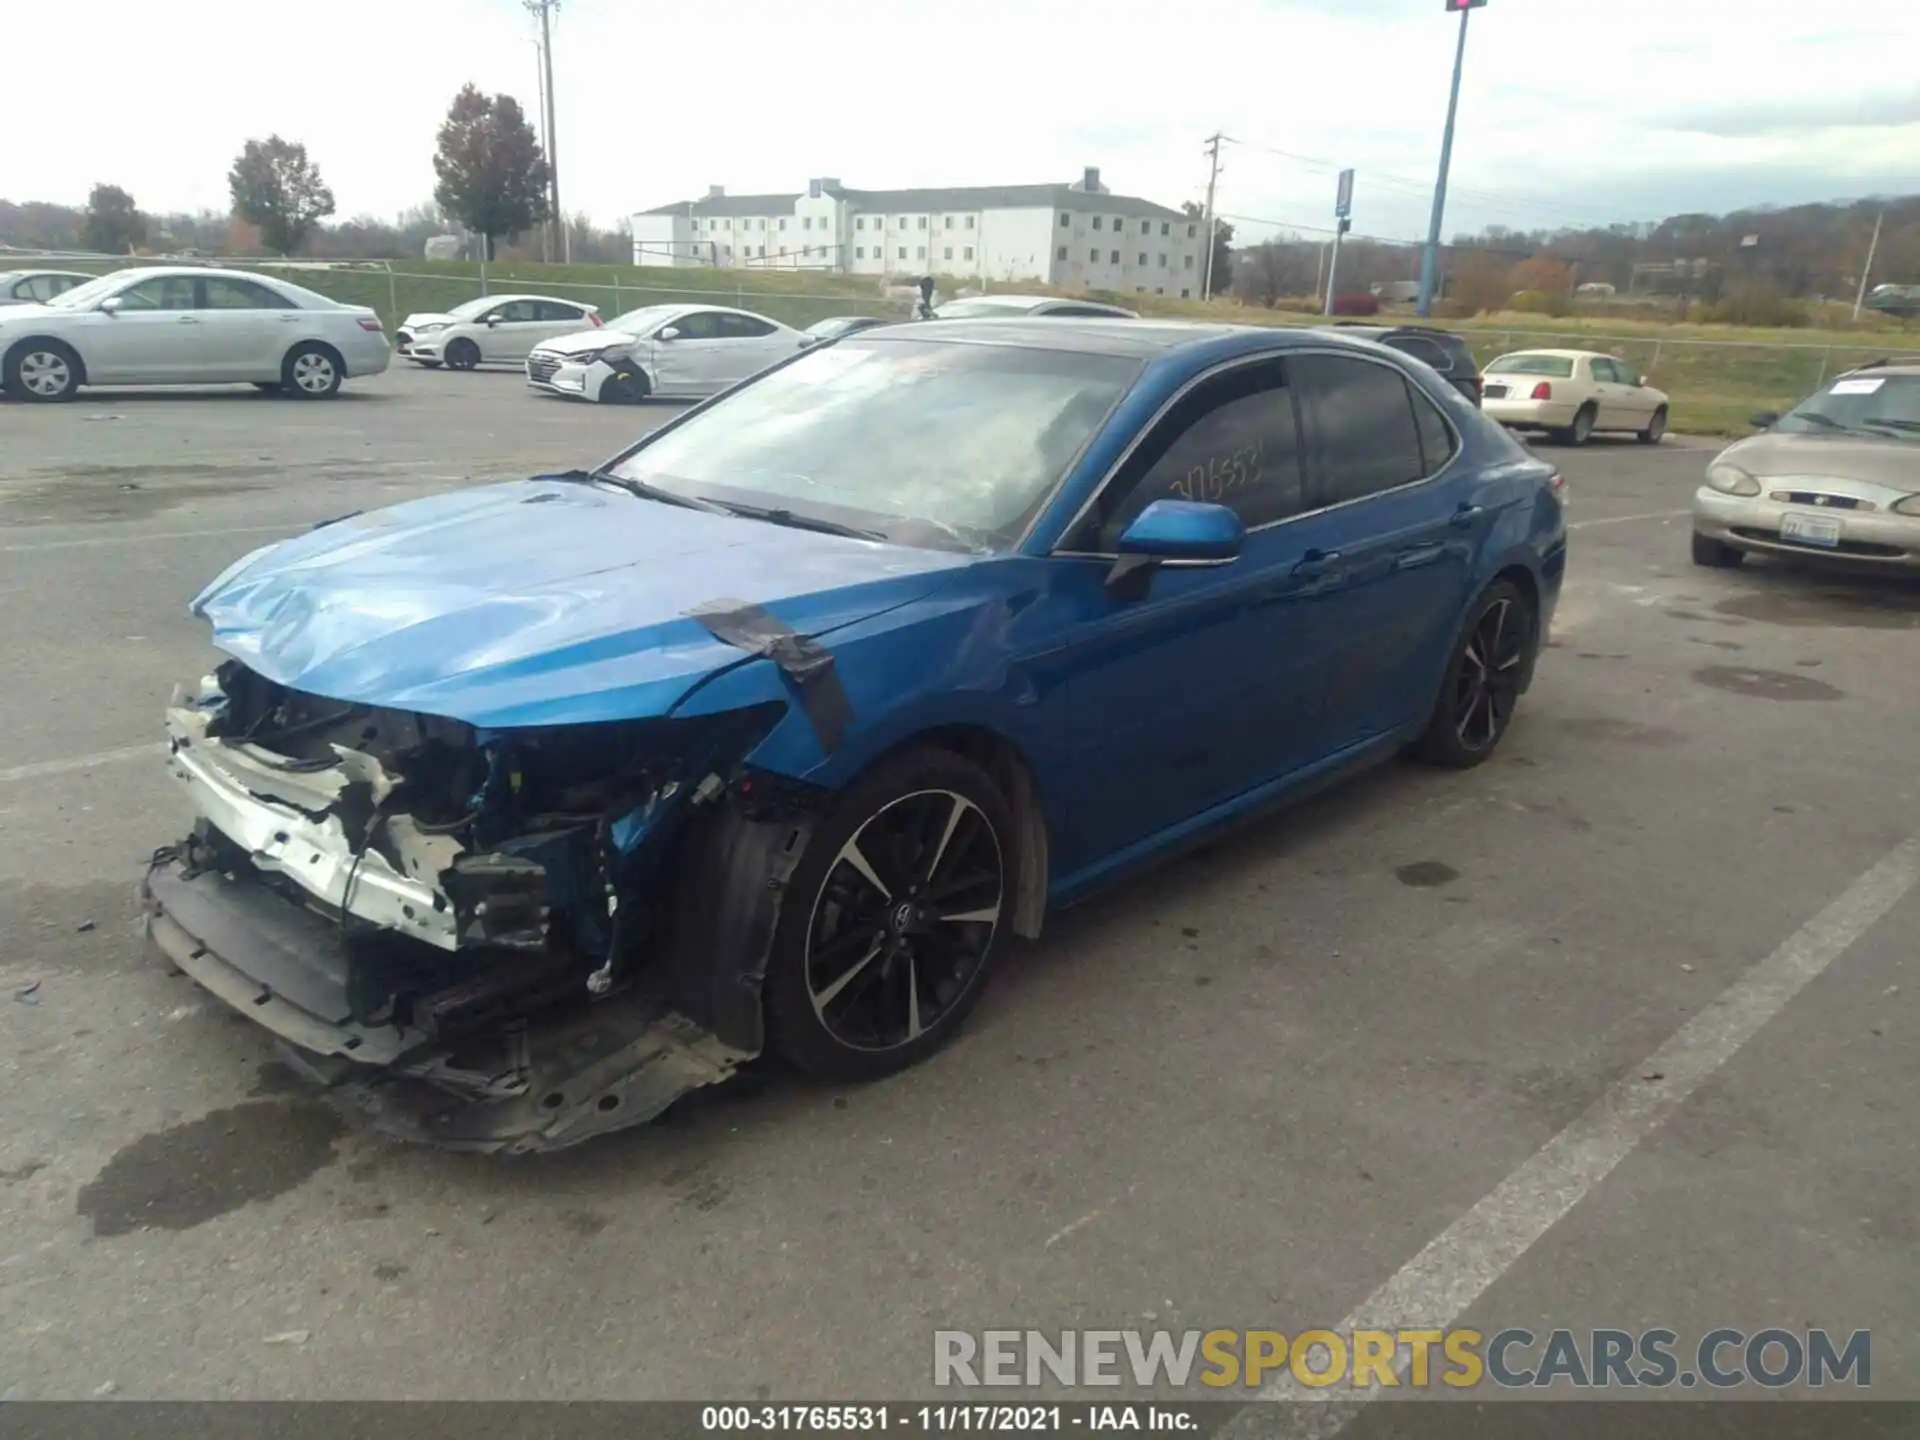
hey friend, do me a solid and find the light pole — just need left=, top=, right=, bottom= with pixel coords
left=1417, top=0, right=1484, bottom=318
left=1852, top=207, right=1885, bottom=323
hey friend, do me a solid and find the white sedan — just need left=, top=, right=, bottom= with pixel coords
left=0, top=266, right=390, bottom=402
left=396, top=294, right=602, bottom=370
left=0, top=269, right=93, bottom=306
left=526, top=303, right=805, bottom=403
left=1481, top=348, right=1670, bottom=445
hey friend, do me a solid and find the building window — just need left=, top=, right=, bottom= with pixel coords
left=1156, top=286, right=1164, bottom=294
left=1089, top=248, right=1099, bottom=262
left=1058, top=213, right=1069, bottom=228
left=855, top=247, right=865, bottom=259
left=916, top=246, right=925, bottom=258
left=779, top=218, right=788, bottom=230
left=1188, top=224, right=1197, bottom=237
left=691, top=220, right=700, bottom=231
left=1162, top=222, right=1170, bottom=236
left=963, top=247, right=974, bottom=260
left=966, top=217, right=975, bottom=229
left=1158, top=254, right=1167, bottom=268
left=1136, top=286, right=1146, bottom=293
left=1184, top=255, right=1194, bottom=269
left=1056, top=245, right=1068, bottom=261
left=1092, top=217, right=1102, bottom=231
left=1110, top=250, right=1120, bottom=263
left=943, top=247, right=953, bottom=260
left=944, top=216, right=954, bottom=229
left=1137, top=252, right=1147, bottom=265
left=917, top=216, right=927, bottom=229
left=855, top=217, right=864, bottom=230
left=1180, top=288, right=1191, bottom=298
left=897, top=247, right=907, bottom=259
left=1141, top=220, right=1150, bottom=234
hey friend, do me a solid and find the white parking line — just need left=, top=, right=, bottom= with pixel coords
left=1567, top=508, right=1688, bottom=531
left=0, top=524, right=291, bottom=555
left=0, top=743, right=162, bottom=786
left=1225, top=833, right=1920, bottom=1438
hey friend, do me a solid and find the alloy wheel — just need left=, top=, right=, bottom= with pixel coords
left=19, top=350, right=71, bottom=397
left=292, top=352, right=336, bottom=394
left=803, top=789, right=1004, bottom=1053
left=1452, top=596, right=1531, bottom=751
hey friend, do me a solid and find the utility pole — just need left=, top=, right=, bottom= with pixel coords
left=1418, top=0, right=1484, bottom=318
left=1201, top=132, right=1223, bottom=301
left=527, top=0, right=566, bottom=263
left=1852, top=207, right=1885, bottom=323
left=531, top=36, right=551, bottom=261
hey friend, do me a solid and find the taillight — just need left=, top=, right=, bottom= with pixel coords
left=1530, top=381, right=1552, bottom=400
left=357, top=317, right=384, bottom=333
left=589, top=312, right=603, bottom=327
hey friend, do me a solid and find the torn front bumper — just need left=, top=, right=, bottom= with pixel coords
left=141, top=853, right=752, bottom=1153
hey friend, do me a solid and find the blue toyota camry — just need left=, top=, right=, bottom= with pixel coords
left=145, top=317, right=1566, bottom=1151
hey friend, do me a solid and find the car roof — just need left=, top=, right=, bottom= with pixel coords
left=1837, top=360, right=1920, bottom=379
left=0, top=268, right=93, bottom=280
left=1490, top=347, right=1615, bottom=360
left=855, top=316, right=1397, bottom=362
left=460, top=293, right=597, bottom=307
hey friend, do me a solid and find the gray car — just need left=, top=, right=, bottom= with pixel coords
left=1692, top=362, right=1920, bottom=571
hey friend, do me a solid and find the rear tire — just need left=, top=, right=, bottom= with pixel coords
left=4, top=339, right=82, bottom=402
left=1638, top=406, right=1668, bottom=444
left=1691, top=532, right=1744, bottom=568
left=444, top=338, right=481, bottom=371
left=764, top=746, right=1016, bottom=1082
left=1412, top=579, right=1536, bottom=770
left=281, top=343, right=343, bottom=399
left=1556, top=404, right=1596, bottom=447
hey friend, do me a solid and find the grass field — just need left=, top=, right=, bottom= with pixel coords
left=41, top=255, right=1920, bottom=435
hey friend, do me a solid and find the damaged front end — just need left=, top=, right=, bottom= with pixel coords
left=144, top=660, right=813, bottom=1153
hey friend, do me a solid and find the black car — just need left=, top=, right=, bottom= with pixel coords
left=799, top=315, right=895, bottom=347
left=1327, top=322, right=1483, bottom=407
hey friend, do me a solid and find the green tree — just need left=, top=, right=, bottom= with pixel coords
left=228, top=136, right=337, bottom=256
left=431, top=84, right=551, bottom=261
left=80, top=184, right=147, bottom=255
left=1182, top=201, right=1234, bottom=294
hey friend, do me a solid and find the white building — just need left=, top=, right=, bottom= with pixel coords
left=629, top=168, right=1209, bottom=298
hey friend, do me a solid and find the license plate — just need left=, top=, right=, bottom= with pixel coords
left=1484, top=384, right=1508, bottom=398
left=1780, top=513, right=1842, bottom=547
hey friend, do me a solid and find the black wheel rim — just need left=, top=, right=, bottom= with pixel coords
left=804, top=789, right=1004, bottom=1053
left=1452, top=596, right=1531, bottom=751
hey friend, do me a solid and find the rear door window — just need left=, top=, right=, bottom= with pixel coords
left=1291, top=354, right=1428, bottom=509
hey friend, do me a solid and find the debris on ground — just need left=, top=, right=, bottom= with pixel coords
left=262, top=1330, right=310, bottom=1346
left=15, top=981, right=41, bottom=1004
left=76, top=920, right=96, bottom=934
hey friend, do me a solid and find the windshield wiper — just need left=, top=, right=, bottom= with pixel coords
left=1861, top=416, right=1920, bottom=434
left=1791, top=411, right=1846, bottom=431
left=708, top=501, right=886, bottom=541
left=541, top=468, right=731, bottom=514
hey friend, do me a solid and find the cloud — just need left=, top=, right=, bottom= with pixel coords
left=1656, top=91, right=1920, bottom=138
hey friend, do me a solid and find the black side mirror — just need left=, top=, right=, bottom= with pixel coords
left=1750, top=411, right=1780, bottom=428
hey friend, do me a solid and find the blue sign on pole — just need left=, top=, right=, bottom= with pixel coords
left=1335, top=169, right=1354, bottom=220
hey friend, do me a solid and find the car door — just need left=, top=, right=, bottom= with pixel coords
left=476, top=299, right=544, bottom=362
left=1612, top=356, right=1657, bottom=425
left=647, top=310, right=727, bottom=394
left=86, top=274, right=205, bottom=382
left=1049, top=357, right=1349, bottom=863
left=197, top=275, right=297, bottom=379
left=1586, top=356, right=1631, bottom=429
left=710, top=311, right=790, bottom=385
left=1289, top=352, right=1482, bottom=752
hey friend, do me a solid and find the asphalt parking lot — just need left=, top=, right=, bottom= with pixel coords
left=0, top=365, right=1914, bottom=1411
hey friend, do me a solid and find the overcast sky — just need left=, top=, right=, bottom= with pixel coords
left=10, top=0, right=1917, bottom=243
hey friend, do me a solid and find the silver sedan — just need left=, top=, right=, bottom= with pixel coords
left=1692, top=363, right=1920, bottom=572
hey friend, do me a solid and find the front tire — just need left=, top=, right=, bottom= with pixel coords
left=444, top=338, right=481, bottom=371
left=282, top=343, right=343, bottom=399
left=597, top=367, right=650, bottom=404
left=1412, top=579, right=1536, bottom=769
left=1691, top=532, right=1744, bottom=568
left=1638, top=406, right=1668, bottom=444
left=764, top=747, right=1016, bottom=1081
left=4, top=340, right=82, bottom=402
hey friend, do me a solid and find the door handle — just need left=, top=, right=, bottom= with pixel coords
left=1395, top=544, right=1445, bottom=570
left=176, top=315, right=200, bottom=324
left=1291, top=548, right=1341, bottom=578
left=1448, top=504, right=1484, bottom=528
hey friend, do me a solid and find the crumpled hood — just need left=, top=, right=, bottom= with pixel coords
left=536, top=327, right=635, bottom=356
left=193, top=480, right=974, bottom=729
left=399, top=312, right=456, bottom=329
left=1718, top=431, right=1920, bottom=488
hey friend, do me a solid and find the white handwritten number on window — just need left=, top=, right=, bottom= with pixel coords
left=1164, top=440, right=1264, bottom=503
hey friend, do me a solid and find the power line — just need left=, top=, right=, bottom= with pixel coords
left=1218, top=212, right=1424, bottom=247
